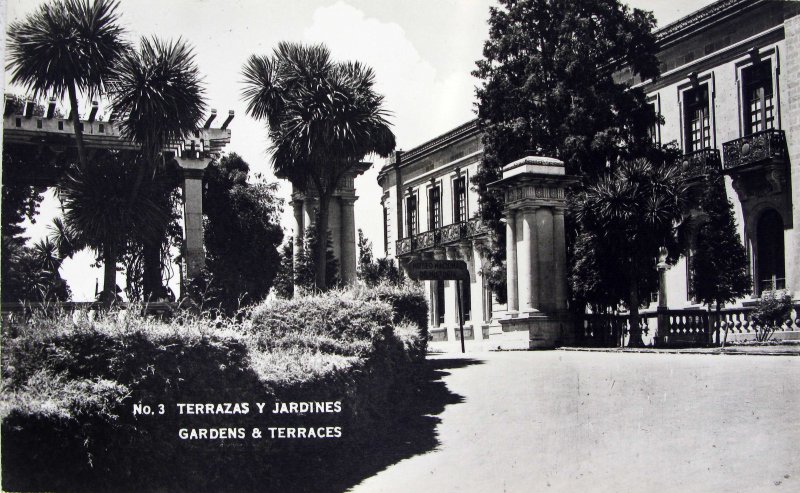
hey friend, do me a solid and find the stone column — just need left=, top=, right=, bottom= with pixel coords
left=175, top=156, right=212, bottom=281
left=553, top=209, right=568, bottom=311
left=505, top=210, right=519, bottom=312
left=518, top=208, right=537, bottom=312
left=329, top=197, right=342, bottom=267
left=536, top=207, right=555, bottom=312
left=340, top=197, right=357, bottom=285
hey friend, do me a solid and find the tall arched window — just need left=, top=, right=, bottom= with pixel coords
left=756, top=209, right=785, bottom=293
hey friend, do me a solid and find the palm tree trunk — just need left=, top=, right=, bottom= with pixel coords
left=101, top=242, right=116, bottom=307
left=67, top=83, right=89, bottom=171
left=314, top=191, right=332, bottom=291
left=628, top=279, right=643, bottom=347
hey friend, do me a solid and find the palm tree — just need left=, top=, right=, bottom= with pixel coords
left=6, top=0, right=127, bottom=172
left=58, top=150, right=168, bottom=305
left=108, top=36, right=207, bottom=298
left=573, top=158, right=688, bottom=347
left=242, top=42, right=395, bottom=290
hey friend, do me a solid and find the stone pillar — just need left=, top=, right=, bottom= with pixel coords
left=291, top=199, right=304, bottom=251
left=536, top=207, right=555, bottom=312
left=517, top=209, right=536, bottom=312
left=329, top=197, right=342, bottom=267
left=340, top=197, right=357, bottom=285
left=488, top=156, right=577, bottom=349
left=505, top=210, right=519, bottom=313
left=175, top=156, right=212, bottom=281
left=553, top=209, right=568, bottom=311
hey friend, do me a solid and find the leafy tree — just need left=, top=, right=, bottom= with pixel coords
left=273, top=238, right=295, bottom=299
left=1, top=238, right=71, bottom=303
left=690, top=170, right=751, bottom=345
left=202, top=154, right=284, bottom=313
left=573, top=159, right=688, bottom=347
left=294, top=219, right=339, bottom=293
left=109, top=36, right=207, bottom=298
left=242, top=42, right=395, bottom=290
left=6, top=0, right=127, bottom=172
left=57, top=151, right=169, bottom=304
left=752, top=290, right=793, bottom=342
left=471, top=0, right=661, bottom=298
left=357, top=229, right=402, bottom=287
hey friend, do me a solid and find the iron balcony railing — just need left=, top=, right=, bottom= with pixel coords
left=395, top=218, right=488, bottom=256
left=678, top=148, right=721, bottom=180
left=722, top=129, right=787, bottom=171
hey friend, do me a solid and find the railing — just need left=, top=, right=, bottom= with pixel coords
left=395, top=218, right=489, bottom=256
left=678, top=148, right=721, bottom=180
left=722, top=129, right=787, bottom=170
left=577, top=305, right=800, bottom=347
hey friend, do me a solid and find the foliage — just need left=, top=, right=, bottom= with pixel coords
left=1, top=238, right=71, bottom=303
left=242, top=42, right=395, bottom=289
left=354, top=282, right=429, bottom=356
left=357, top=229, right=402, bottom=287
left=690, top=170, right=751, bottom=311
left=6, top=0, right=127, bottom=171
left=294, top=219, right=339, bottom=293
left=471, top=0, right=662, bottom=297
left=1, top=290, right=426, bottom=492
left=108, top=35, right=207, bottom=299
left=272, top=238, right=295, bottom=299
left=572, top=158, right=688, bottom=346
left=202, top=153, right=284, bottom=313
left=753, top=290, right=793, bottom=342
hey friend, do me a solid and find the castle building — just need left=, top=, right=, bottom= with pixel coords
left=377, top=0, right=800, bottom=348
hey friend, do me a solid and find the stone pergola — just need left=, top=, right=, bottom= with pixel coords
left=2, top=100, right=233, bottom=287
left=488, top=156, right=578, bottom=348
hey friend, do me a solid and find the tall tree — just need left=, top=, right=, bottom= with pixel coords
left=202, top=153, right=284, bottom=313
left=573, top=159, right=688, bottom=347
left=690, top=170, right=751, bottom=346
left=273, top=238, right=295, bottom=299
left=472, top=0, right=661, bottom=298
left=294, top=220, right=339, bottom=293
left=109, top=36, right=207, bottom=298
left=242, top=42, right=395, bottom=290
left=6, top=0, right=127, bottom=172
left=357, top=229, right=401, bottom=287
left=57, top=151, right=168, bottom=304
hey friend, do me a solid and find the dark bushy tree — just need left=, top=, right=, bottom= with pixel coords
left=202, top=154, right=284, bottom=313
left=357, top=229, right=402, bottom=287
left=472, top=0, right=661, bottom=299
left=690, top=170, right=751, bottom=345
left=294, top=219, right=339, bottom=293
left=573, top=159, right=688, bottom=346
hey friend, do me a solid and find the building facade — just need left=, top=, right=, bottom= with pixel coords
left=378, top=0, right=800, bottom=348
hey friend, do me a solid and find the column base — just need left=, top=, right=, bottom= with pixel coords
left=491, top=310, right=574, bottom=349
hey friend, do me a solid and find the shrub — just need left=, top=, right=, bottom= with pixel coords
left=355, top=282, right=429, bottom=358
left=753, top=290, right=793, bottom=342
left=1, top=290, right=427, bottom=492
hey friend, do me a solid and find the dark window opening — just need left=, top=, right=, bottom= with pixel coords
left=458, top=280, right=472, bottom=322
left=434, top=281, right=446, bottom=327
left=647, top=101, right=659, bottom=145
left=383, top=206, right=389, bottom=255
left=683, top=84, right=711, bottom=152
left=406, top=194, right=417, bottom=237
left=756, top=209, right=785, bottom=294
left=428, top=186, right=441, bottom=230
left=743, top=60, right=775, bottom=135
left=453, top=177, right=467, bottom=223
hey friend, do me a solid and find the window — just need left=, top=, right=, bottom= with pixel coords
left=743, top=60, right=774, bottom=135
left=756, top=209, right=785, bottom=294
left=428, top=186, right=441, bottom=230
left=405, top=194, right=417, bottom=237
left=453, top=177, right=467, bottom=223
left=382, top=206, right=389, bottom=255
left=647, top=100, right=660, bottom=145
left=434, top=281, right=446, bottom=326
left=458, top=280, right=472, bottom=322
left=683, top=84, right=711, bottom=152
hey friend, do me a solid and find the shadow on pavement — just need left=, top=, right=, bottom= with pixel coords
left=288, top=357, right=483, bottom=493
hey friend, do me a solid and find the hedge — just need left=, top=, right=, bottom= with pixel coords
left=1, top=288, right=428, bottom=492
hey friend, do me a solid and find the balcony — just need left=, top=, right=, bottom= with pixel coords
left=722, top=129, right=787, bottom=171
left=678, top=148, right=721, bottom=181
left=395, top=218, right=488, bottom=256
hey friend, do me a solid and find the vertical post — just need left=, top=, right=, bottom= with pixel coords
left=505, top=210, right=518, bottom=313
left=175, top=156, right=212, bottom=280
left=340, top=197, right=358, bottom=285
left=457, top=279, right=465, bottom=353
left=655, top=246, right=669, bottom=347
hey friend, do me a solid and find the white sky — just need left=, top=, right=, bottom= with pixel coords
left=2, top=0, right=718, bottom=300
